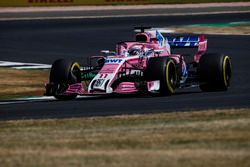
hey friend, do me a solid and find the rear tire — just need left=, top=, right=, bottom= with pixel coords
left=199, top=53, right=232, bottom=91
left=145, top=57, right=177, bottom=95
left=49, top=59, right=81, bottom=100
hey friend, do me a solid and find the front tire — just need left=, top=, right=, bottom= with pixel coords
left=49, top=59, right=81, bottom=100
left=199, top=53, right=232, bottom=91
left=145, top=57, right=177, bottom=95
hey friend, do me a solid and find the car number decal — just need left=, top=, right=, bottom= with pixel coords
left=94, top=79, right=104, bottom=87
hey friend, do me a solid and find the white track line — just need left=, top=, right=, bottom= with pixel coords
left=0, top=97, right=55, bottom=105
left=0, top=95, right=101, bottom=105
left=16, top=96, right=56, bottom=100
left=0, top=61, right=51, bottom=69
left=14, top=65, right=51, bottom=69
left=0, top=101, right=29, bottom=105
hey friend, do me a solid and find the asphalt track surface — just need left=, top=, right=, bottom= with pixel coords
left=0, top=12, right=250, bottom=120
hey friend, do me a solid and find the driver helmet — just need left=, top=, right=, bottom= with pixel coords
left=128, top=45, right=144, bottom=56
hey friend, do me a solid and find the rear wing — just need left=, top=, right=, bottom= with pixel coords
left=166, top=35, right=207, bottom=48
left=166, top=35, right=207, bottom=63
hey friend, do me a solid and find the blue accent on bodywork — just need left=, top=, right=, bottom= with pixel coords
left=156, top=30, right=164, bottom=47
left=167, top=36, right=199, bottom=47
left=105, top=59, right=123, bottom=64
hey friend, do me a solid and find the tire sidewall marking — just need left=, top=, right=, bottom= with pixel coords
left=71, top=62, right=81, bottom=71
left=223, top=56, right=231, bottom=87
left=165, top=60, right=175, bottom=94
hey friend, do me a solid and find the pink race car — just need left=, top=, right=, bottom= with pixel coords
left=45, top=27, right=232, bottom=100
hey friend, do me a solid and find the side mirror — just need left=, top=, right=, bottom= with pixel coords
left=154, top=49, right=164, bottom=54
left=101, top=50, right=116, bottom=56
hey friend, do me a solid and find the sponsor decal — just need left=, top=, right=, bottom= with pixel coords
left=131, top=69, right=143, bottom=76
left=167, top=36, right=200, bottom=47
left=81, top=72, right=96, bottom=80
left=105, top=59, right=123, bottom=64
left=28, top=0, right=74, bottom=3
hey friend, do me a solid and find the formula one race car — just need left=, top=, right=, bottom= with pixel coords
left=45, top=27, right=232, bottom=100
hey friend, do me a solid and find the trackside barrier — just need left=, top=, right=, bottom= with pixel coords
left=0, top=0, right=172, bottom=7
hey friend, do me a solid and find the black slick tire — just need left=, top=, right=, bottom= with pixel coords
left=145, top=57, right=177, bottom=95
left=49, top=59, right=81, bottom=100
left=199, top=53, right=232, bottom=91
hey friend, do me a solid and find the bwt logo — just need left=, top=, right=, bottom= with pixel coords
left=105, top=59, right=123, bottom=64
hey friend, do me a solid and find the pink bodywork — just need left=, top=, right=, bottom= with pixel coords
left=64, top=31, right=207, bottom=95
left=194, top=35, right=207, bottom=63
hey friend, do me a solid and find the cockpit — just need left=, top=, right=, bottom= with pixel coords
left=127, top=45, right=154, bottom=57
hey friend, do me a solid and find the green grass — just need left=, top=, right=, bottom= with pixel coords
left=0, top=108, right=249, bottom=167
left=171, top=23, right=250, bottom=35
left=0, top=68, right=49, bottom=100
